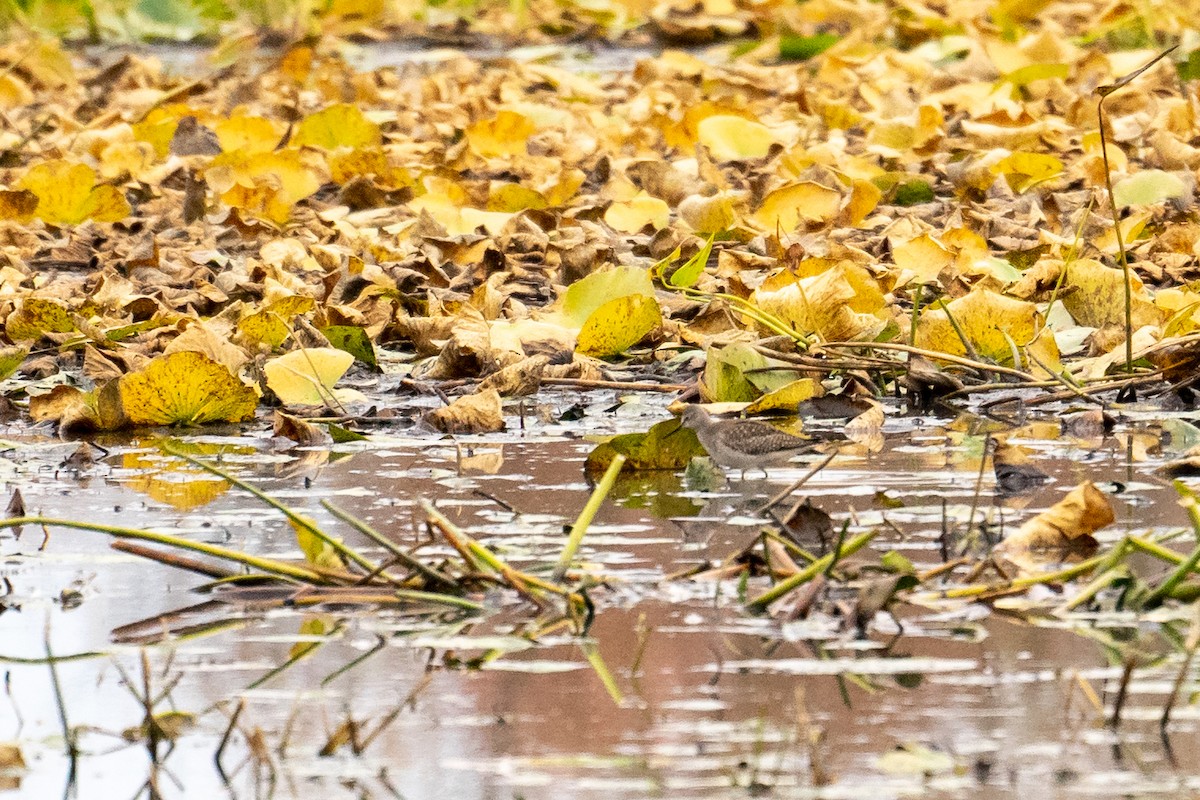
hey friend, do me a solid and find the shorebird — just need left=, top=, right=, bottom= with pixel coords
left=679, top=405, right=813, bottom=479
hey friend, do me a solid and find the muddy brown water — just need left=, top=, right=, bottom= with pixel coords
left=2, top=393, right=1200, bottom=798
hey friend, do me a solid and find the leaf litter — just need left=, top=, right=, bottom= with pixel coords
left=2, top=2, right=1200, bottom=797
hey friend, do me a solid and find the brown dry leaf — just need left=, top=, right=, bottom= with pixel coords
left=29, top=385, right=87, bottom=424
left=273, top=410, right=328, bottom=446
left=844, top=402, right=885, bottom=452
left=478, top=355, right=549, bottom=397
left=997, top=482, right=1113, bottom=555
left=425, top=389, right=505, bottom=434
left=751, top=264, right=887, bottom=342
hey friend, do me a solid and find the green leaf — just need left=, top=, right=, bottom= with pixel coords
left=667, top=234, right=714, bottom=289
left=326, top=423, right=367, bottom=443
left=1113, top=170, right=1187, bottom=208
left=321, top=325, right=378, bottom=369
left=893, top=180, right=934, bottom=206
left=585, top=417, right=704, bottom=473
left=779, top=32, right=839, bottom=61
left=1000, top=62, right=1069, bottom=89
left=1179, top=49, right=1200, bottom=81
left=701, top=342, right=793, bottom=402
left=0, top=346, right=28, bottom=381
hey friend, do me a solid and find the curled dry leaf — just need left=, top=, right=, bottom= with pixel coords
left=425, top=389, right=505, bottom=434
left=996, top=481, right=1113, bottom=558
left=844, top=402, right=885, bottom=452
left=478, top=355, right=549, bottom=397
left=273, top=410, right=328, bottom=447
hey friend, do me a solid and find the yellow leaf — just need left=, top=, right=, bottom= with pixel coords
left=750, top=181, right=841, bottom=231
left=991, top=151, right=1063, bottom=192
left=893, top=233, right=953, bottom=285
left=80, top=184, right=132, bottom=223
left=842, top=179, right=882, bottom=226
left=238, top=296, right=316, bottom=348
left=466, top=110, right=535, bottom=159
left=678, top=192, right=739, bottom=233
left=329, top=148, right=412, bottom=189
left=562, top=265, right=655, bottom=326
left=1062, top=258, right=1165, bottom=329
left=291, top=518, right=345, bottom=569
left=697, top=115, right=778, bottom=161
left=132, top=105, right=196, bottom=159
left=208, top=149, right=321, bottom=224
left=577, top=295, right=662, bottom=357
left=214, top=114, right=283, bottom=154
left=604, top=193, right=670, bottom=233
left=744, top=378, right=824, bottom=414
left=6, top=297, right=75, bottom=342
left=293, top=103, right=381, bottom=150
left=914, top=289, right=1061, bottom=371
left=488, top=182, right=548, bottom=213
left=0, top=74, right=33, bottom=110
left=264, top=347, right=363, bottom=407
left=751, top=265, right=886, bottom=341
left=119, top=352, right=258, bottom=426
left=17, top=161, right=129, bottom=225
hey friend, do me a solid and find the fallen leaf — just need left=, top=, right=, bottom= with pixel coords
left=119, top=352, right=258, bottom=426
left=425, top=389, right=505, bottom=433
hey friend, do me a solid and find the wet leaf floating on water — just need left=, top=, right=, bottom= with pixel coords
left=119, top=352, right=257, bottom=426
left=996, top=481, right=1114, bottom=559
left=876, top=743, right=957, bottom=776
left=585, top=417, right=704, bottom=473
left=273, top=410, right=328, bottom=447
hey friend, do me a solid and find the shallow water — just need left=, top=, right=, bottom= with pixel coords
left=3, top=394, right=1200, bottom=799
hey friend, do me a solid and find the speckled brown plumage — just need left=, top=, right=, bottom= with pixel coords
left=680, top=405, right=812, bottom=478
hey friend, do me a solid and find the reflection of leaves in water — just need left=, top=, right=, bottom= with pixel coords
left=120, top=439, right=254, bottom=511
left=611, top=473, right=702, bottom=518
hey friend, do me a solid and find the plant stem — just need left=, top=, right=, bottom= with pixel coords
left=554, top=453, right=625, bottom=581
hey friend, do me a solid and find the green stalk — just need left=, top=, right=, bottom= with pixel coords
left=420, top=500, right=570, bottom=599
left=942, top=553, right=1109, bottom=599
left=160, top=442, right=379, bottom=576
left=1144, top=482, right=1200, bottom=606
left=1129, top=535, right=1188, bottom=564
left=0, top=516, right=332, bottom=583
left=322, top=500, right=456, bottom=587
left=553, top=453, right=625, bottom=581
left=1097, top=93, right=1133, bottom=376
left=581, top=640, right=624, bottom=706
left=747, top=530, right=877, bottom=611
